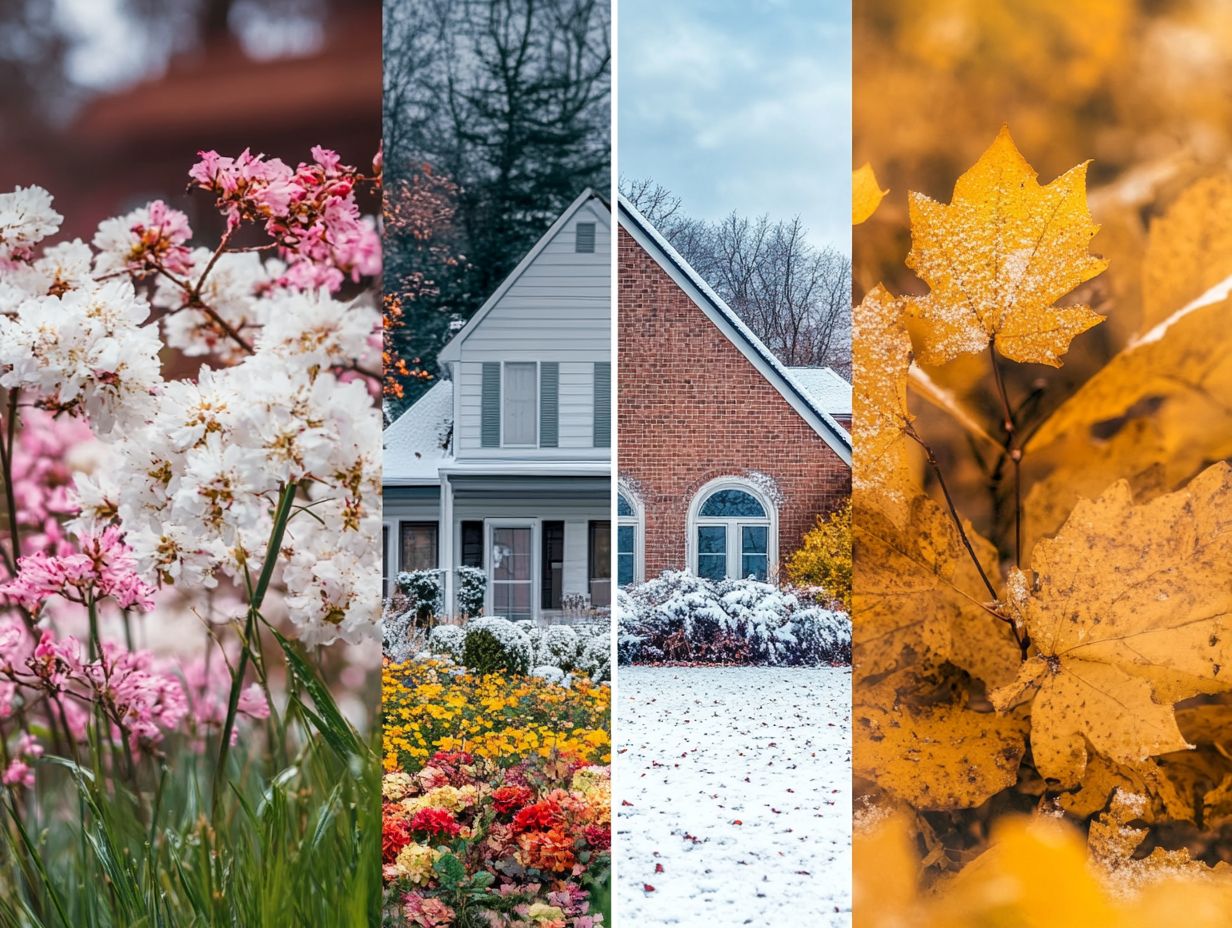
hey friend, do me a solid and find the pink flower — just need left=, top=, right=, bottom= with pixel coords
left=189, top=147, right=380, bottom=291
left=0, top=526, right=155, bottom=611
left=2, top=759, right=33, bottom=788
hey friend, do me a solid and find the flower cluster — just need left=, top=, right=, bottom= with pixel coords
left=0, top=147, right=380, bottom=798
left=1, top=526, right=155, bottom=611
left=189, top=146, right=380, bottom=291
left=382, top=748, right=610, bottom=928
left=382, top=659, right=611, bottom=773
left=0, top=618, right=268, bottom=765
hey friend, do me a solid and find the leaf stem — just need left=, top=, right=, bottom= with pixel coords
left=989, top=346, right=1023, bottom=566
left=906, top=425, right=999, bottom=600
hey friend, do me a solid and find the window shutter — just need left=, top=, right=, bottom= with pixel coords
left=481, top=362, right=501, bottom=448
left=540, top=362, right=559, bottom=448
left=593, top=361, right=611, bottom=448
left=575, top=222, right=596, bottom=253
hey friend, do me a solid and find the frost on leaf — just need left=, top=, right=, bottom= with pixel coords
left=856, top=703, right=1026, bottom=810
left=852, top=285, right=914, bottom=522
left=853, top=163, right=888, bottom=225
left=905, top=125, right=1107, bottom=366
left=991, top=463, right=1232, bottom=786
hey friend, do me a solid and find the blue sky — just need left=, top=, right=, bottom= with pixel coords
left=618, top=0, right=850, bottom=253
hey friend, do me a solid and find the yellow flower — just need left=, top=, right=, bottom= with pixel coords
left=394, top=843, right=440, bottom=885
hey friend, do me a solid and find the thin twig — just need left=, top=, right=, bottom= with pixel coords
left=989, top=346, right=1023, bottom=566
left=906, top=425, right=999, bottom=601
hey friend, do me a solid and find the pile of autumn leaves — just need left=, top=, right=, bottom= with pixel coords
left=853, top=128, right=1232, bottom=921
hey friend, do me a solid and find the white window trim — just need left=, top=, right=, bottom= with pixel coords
left=484, top=519, right=540, bottom=619
left=500, top=361, right=540, bottom=449
left=685, top=477, right=777, bottom=581
left=616, top=485, right=644, bottom=586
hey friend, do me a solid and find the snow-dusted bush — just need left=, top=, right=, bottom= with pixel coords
left=396, top=569, right=444, bottom=622
left=456, top=565, right=486, bottom=617
left=460, top=617, right=533, bottom=675
left=427, top=624, right=466, bottom=662
left=530, top=665, right=568, bottom=685
left=617, top=570, right=851, bottom=666
left=577, top=635, right=611, bottom=683
left=382, top=599, right=419, bottom=663
left=539, top=625, right=583, bottom=671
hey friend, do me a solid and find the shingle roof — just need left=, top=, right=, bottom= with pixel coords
left=785, top=367, right=852, bottom=416
left=382, top=379, right=452, bottom=483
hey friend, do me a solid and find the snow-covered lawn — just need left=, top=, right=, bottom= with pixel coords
left=616, top=666, right=851, bottom=925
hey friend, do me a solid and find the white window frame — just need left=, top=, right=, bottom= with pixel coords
left=617, top=484, right=644, bottom=586
left=485, top=519, right=539, bottom=619
left=686, top=477, right=777, bottom=582
left=500, top=361, right=539, bottom=449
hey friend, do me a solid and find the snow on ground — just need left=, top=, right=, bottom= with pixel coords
left=616, top=666, right=851, bottom=926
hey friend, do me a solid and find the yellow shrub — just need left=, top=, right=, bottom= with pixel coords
left=785, top=500, right=851, bottom=610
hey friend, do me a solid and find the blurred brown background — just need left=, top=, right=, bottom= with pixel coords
left=0, top=0, right=380, bottom=239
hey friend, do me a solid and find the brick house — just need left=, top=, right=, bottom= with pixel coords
left=616, top=195, right=852, bottom=586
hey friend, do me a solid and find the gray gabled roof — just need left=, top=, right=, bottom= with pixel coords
left=617, top=195, right=852, bottom=465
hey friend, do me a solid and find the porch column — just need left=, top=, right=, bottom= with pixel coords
left=440, top=474, right=454, bottom=616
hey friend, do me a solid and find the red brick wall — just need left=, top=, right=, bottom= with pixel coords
left=617, top=227, right=852, bottom=579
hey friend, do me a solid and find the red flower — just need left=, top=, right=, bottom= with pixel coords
left=383, top=814, right=412, bottom=864
left=584, top=824, right=610, bottom=851
left=511, top=799, right=562, bottom=834
left=409, top=807, right=462, bottom=839
left=492, top=785, right=533, bottom=815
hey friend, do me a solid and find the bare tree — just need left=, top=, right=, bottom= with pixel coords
left=621, top=178, right=852, bottom=377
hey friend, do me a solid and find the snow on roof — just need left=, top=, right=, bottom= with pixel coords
left=617, top=195, right=852, bottom=457
left=383, top=379, right=453, bottom=483
left=785, top=367, right=851, bottom=416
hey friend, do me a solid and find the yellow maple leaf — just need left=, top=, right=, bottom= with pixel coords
left=853, top=163, right=888, bottom=224
left=854, top=494, right=1018, bottom=692
left=992, top=463, right=1232, bottom=786
left=905, top=125, right=1108, bottom=366
left=856, top=703, right=1026, bottom=810
left=852, top=285, right=915, bottom=519
left=1140, top=173, right=1232, bottom=331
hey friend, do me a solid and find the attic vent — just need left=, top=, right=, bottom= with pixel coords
left=575, top=222, right=596, bottom=253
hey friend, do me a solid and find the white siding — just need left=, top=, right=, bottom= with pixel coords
left=458, top=200, right=611, bottom=362
left=451, top=197, right=611, bottom=461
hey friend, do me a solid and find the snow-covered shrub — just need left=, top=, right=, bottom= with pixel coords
left=382, top=600, right=419, bottom=663
left=397, top=569, right=443, bottom=623
left=617, top=570, right=851, bottom=666
left=530, top=665, right=567, bottom=685
left=539, top=625, right=583, bottom=671
left=428, top=624, right=466, bottom=662
left=577, top=635, right=611, bottom=683
left=456, top=565, right=486, bottom=617
left=460, top=617, right=533, bottom=675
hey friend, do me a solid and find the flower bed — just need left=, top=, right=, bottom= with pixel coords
left=382, top=659, right=611, bottom=926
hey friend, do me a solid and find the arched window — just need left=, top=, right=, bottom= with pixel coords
left=617, top=489, right=643, bottom=587
left=687, top=479, right=776, bottom=582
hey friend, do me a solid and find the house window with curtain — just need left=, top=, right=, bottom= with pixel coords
left=399, top=522, right=438, bottom=573
left=688, top=481, right=775, bottom=582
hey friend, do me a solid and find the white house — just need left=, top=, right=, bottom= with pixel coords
left=383, top=190, right=612, bottom=621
